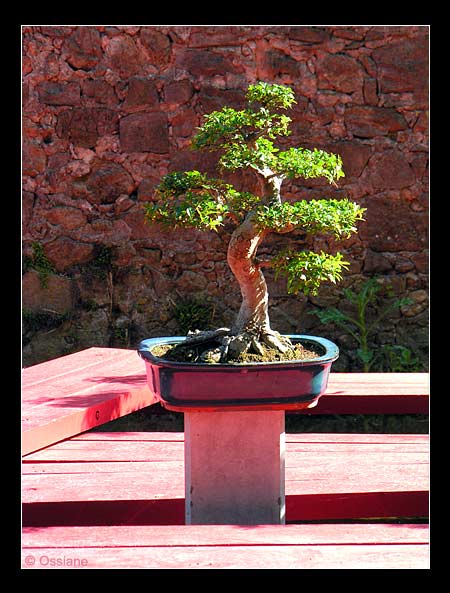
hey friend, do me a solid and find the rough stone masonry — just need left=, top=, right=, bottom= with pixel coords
left=22, top=25, right=429, bottom=369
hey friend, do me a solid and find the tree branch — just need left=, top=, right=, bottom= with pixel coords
left=225, top=211, right=242, bottom=225
left=254, top=257, right=274, bottom=269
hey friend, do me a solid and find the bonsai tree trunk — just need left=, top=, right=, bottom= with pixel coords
left=226, top=174, right=291, bottom=357
left=227, top=213, right=270, bottom=335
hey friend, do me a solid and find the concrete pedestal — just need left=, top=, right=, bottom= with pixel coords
left=184, top=410, right=285, bottom=525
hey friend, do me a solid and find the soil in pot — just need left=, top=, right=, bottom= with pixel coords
left=151, top=338, right=321, bottom=364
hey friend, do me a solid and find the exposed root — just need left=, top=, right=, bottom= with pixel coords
left=218, top=335, right=232, bottom=362
left=251, top=336, right=265, bottom=356
left=227, top=333, right=254, bottom=359
left=184, top=327, right=231, bottom=346
left=164, top=327, right=231, bottom=362
left=198, top=347, right=223, bottom=363
left=260, top=330, right=292, bottom=354
left=162, top=327, right=300, bottom=364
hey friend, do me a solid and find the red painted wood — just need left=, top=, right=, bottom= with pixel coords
left=22, top=346, right=429, bottom=454
left=308, top=372, right=429, bottom=415
left=23, top=449, right=428, bottom=496
left=22, top=432, right=429, bottom=525
left=22, top=493, right=428, bottom=528
left=22, top=543, right=430, bottom=569
left=22, top=348, right=157, bottom=455
left=21, top=524, right=429, bottom=569
left=22, top=523, right=429, bottom=546
left=23, top=431, right=426, bottom=461
left=23, top=500, right=185, bottom=527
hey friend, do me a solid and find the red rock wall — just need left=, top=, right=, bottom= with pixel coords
left=22, top=25, right=429, bottom=368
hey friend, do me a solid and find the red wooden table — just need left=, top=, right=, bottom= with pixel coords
left=21, top=347, right=429, bottom=569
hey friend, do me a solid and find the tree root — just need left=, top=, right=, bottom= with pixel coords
left=260, top=329, right=292, bottom=354
left=167, top=326, right=295, bottom=363
left=185, top=327, right=231, bottom=346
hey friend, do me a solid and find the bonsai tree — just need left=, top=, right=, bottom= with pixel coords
left=145, top=82, right=365, bottom=362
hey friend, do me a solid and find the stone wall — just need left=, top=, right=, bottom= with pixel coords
left=22, top=25, right=429, bottom=370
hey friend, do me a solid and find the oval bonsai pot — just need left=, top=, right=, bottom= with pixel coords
left=138, top=334, right=339, bottom=412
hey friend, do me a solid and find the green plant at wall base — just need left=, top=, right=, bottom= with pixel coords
left=377, top=344, right=422, bottom=373
left=144, top=82, right=365, bottom=362
left=112, top=326, right=130, bottom=347
left=23, top=242, right=56, bottom=288
left=311, top=277, right=414, bottom=372
left=22, top=307, right=70, bottom=333
left=172, top=297, right=215, bottom=334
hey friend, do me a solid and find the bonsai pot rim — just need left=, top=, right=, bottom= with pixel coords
left=138, top=335, right=339, bottom=412
left=138, top=334, right=339, bottom=368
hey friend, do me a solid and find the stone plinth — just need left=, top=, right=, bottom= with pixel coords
left=184, top=410, right=285, bottom=525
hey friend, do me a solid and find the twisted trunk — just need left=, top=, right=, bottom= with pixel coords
left=225, top=175, right=292, bottom=357
left=227, top=213, right=270, bottom=336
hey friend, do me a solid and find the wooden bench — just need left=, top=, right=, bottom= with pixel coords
left=21, top=347, right=429, bottom=569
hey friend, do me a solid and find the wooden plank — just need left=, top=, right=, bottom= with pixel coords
left=21, top=524, right=429, bottom=569
left=22, top=432, right=429, bottom=525
left=22, top=523, right=429, bottom=546
left=307, top=372, right=429, bottom=415
left=21, top=543, right=430, bottom=569
left=22, top=451, right=428, bottom=495
left=22, top=348, right=150, bottom=418
left=22, top=348, right=157, bottom=455
left=23, top=431, right=429, bottom=461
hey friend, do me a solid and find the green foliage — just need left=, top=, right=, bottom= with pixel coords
left=377, top=344, right=422, bottom=372
left=94, top=245, right=114, bottom=267
left=112, top=326, right=130, bottom=347
left=191, top=82, right=295, bottom=158
left=145, top=82, right=365, bottom=301
left=246, top=81, right=296, bottom=110
left=80, top=299, right=100, bottom=312
left=191, top=107, right=258, bottom=152
left=190, top=82, right=344, bottom=184
left=311, top=277, right=414, bottom=371
left=22, top=307, right=70, bottom=333
left=173, top=297, right=214, bottom=334
left=146, top=170, right=260, bottom=230
left=272, top=250, right=350, bottom=296
left=274, top=147, right=345, bottom=184
left=23, top=242, right=56, bottom=288
left=218, top=137, right=280, bottom=172
left=147, top=82, right=363, bottom=235
left=255, top=198, right=365, bottom=238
